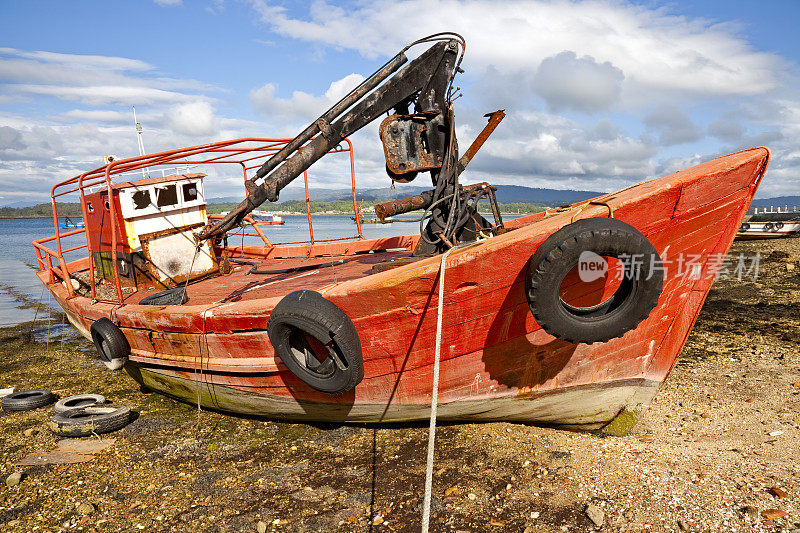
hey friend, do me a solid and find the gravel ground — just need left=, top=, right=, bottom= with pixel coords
left=1, top=238, right=799, bottom=533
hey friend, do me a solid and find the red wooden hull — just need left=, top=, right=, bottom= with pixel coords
left=41, top=148, right=769, bottom=430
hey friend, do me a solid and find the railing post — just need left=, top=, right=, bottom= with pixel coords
left=77, top=172, right=98, bottom=301
left=303, top=170, right=314, bottom=245
left=345, top=138, right=363, bottom=239
left=50, top=187, right=75, bottom=296
left=105, top=163, right=124, bottom=304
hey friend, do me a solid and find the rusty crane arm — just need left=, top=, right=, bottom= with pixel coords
left=198, top=36, right=463, bottom=242
left=199, top=33, right=505, bottom=255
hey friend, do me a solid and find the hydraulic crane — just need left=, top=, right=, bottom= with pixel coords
left=197, top=33, right=505, bottom=256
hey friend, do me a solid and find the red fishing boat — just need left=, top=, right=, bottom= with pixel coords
left=33, top=34, right=769, bottom=433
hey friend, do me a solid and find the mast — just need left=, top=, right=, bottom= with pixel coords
left=132, top=106, right=149, bottom=178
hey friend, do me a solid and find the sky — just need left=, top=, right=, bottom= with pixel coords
left=1, top=0, right=799, bottom=206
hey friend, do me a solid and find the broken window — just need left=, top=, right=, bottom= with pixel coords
left=155, top=184, right=178, bottom=207
left=182, top=182, right=198, bottom=202
left=132, top=190, right=151, bottom=210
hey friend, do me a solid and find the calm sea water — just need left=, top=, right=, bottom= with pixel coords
left=1, top=214, right=523, bottom=328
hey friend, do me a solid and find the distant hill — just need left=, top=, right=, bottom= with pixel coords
left=493, top=185, right=601, bottom=205
left=208, top=186, right=432, bottom=204
left=750, top=196, right=800, bottom=209
left=0, top=200, right=37, bottom=208
left=208, top=184, right=603, bottom=208
left=7, top=186, right=798, bottom=212
left=0, top=202, right=83, bottom=218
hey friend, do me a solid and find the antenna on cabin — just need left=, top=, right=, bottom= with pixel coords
left=132, top=106, right=150, bottom=178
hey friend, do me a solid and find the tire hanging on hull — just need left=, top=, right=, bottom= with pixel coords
left=526, top=217, right=664, bottom=344
left=267, top=290, right=364, bottom=394
left=90, top=318, right=130, bottom=371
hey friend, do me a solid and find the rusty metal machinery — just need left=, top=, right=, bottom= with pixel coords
left=198, top=33, right=505, bottom=256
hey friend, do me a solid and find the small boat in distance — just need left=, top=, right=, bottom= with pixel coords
left=737, top=206, right=800, bottom=240
left=251, top=210, right=284, bottom=225
left=352, top=215, right=421, bottom=224
left=60, top=216, right=84, bottom=229
left=352, top=216, right=391, bottom=223
left=221, top=210, right=284, bottom=225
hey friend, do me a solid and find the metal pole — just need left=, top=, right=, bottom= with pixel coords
left=133, top=106, right=150, bottom=178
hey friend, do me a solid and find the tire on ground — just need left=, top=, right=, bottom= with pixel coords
left=267, top=290, right=364, bottom=394
left=48, top=404, right=132, bottom=437
left=1, top=389, right=56, bottom=411
left=53, top=394, right=106, bottom=414
left=90, top=318, right=130, bottom=370
left=526, top=217, right=664, bottom=344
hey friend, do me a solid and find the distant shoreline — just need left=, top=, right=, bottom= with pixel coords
left=0, top=211, right=538, bottom=220
left=0, top=216, right=55, bottom=219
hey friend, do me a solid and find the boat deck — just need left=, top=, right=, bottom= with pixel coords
left=72, top=249, right=415, bottom=306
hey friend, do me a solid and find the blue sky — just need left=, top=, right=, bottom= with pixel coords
left=1, top=0, right=799, bottom=205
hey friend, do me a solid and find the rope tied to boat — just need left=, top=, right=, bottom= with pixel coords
left=185, top=241, right=204, bottom=425
left=542, top=181, right=644, bottom=222
left=421, top=244, right=458, bottom=533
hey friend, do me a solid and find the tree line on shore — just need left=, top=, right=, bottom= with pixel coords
left=0, top=199, right=547, bottom=218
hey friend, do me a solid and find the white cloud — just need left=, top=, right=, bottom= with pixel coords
left=0, top=45, right=239, bottom=202
left=0, top=47, right=152, bottom=71
left=532, top=51, right=624, bottom=113
left=0, top=111, right=254, bottom=203
left=654, top=153, right=708, bottom=177
left=0, top=126, right=26, bottom=151
left=7, top=84, right=199, bottom=106
left=164, top=101, right=217, bottom=136
left=466, top=111, right=657, bottom=187
left=206, top=0, right=225, bottom=14
left=644, top=105, right=703, bottom=146
left=0, top=47, right=216, bottom=107
left=250, top=73, right=365, bottom=124
left=250, top=0, right=784, bottom=104
left=154, top=0, right=182, bottom=6
left=708, top=117, right=746, bottom=143
left=61, top=109, right=130, bottom=123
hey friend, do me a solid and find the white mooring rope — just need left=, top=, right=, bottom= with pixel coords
left=421, top=245, right=457, bottom=533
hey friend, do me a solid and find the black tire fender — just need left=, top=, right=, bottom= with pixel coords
left=1, top=389, right=56, bottom=411
left=526, top=218, right=664, bottom=344
left=48, top=404, right=132, bottom=437
left=139, top=287, right=188, bottom=306
left=739, top=222, right=750, bottom=231
left=764, top=222, right=775, bottom=231
left=267, top=290, right=364, bottom=394
left=775, top=221, right=784, bottom=230
left=90, top=318, right=130, bottom=370
left=53, top=394, right=106, bottom=414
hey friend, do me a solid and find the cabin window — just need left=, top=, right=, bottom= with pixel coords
left=132, top=190, right=151, bottom=210
left=104, top=200, right=111, bottom=211
left=86, top=202, right=94, bottom=213
left=182, top=182, right=198, bottom=202
left=155, top=184, right=178, bottom=207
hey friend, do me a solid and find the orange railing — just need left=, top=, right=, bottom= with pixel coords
left=35, top=137, right=363, bottom=304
